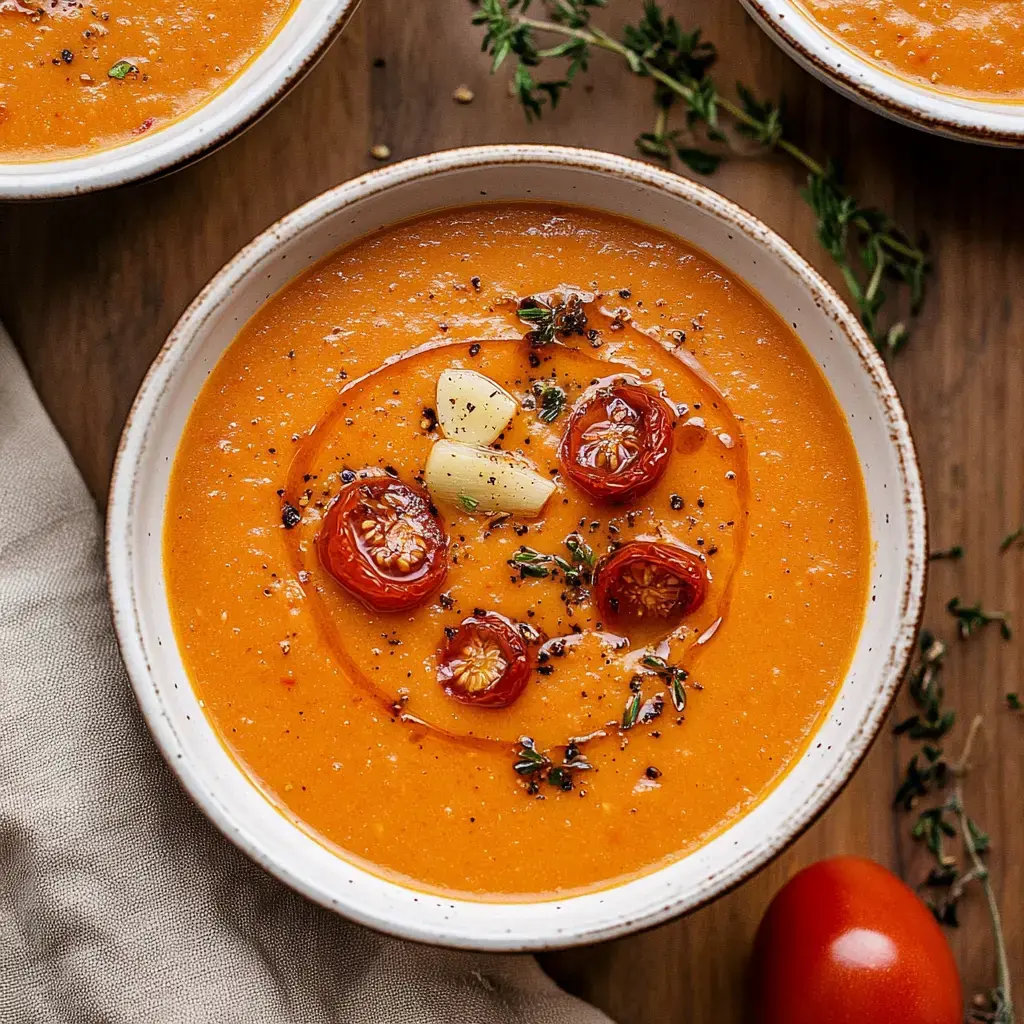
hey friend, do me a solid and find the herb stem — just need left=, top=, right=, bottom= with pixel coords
left=951, top=716, right=1015, bottom=1024
left=481, top=2, right=929, bottom=351
left=518, top=16, right=827, bottom=174
left=517, top=13, right=922, bottom=250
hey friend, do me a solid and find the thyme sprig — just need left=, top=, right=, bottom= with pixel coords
left=532, top=379, right=568, bottom=422
left=473, top=0, right=929, bottom=353
left=509, top=532, right=595, bottom=586
left=513, top=735, right=593, bottom=792
left=947, top=597, right=1012, bottom=641
left=622, top=682, right=663, bottom=729
left=516, top=292, right=589, bottom=345
left=641, top=653, right=688, bottom=711
left=895, top=633, right=1015, bottom=1022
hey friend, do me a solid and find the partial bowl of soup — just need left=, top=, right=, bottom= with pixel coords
left=741, top=0, right=1024, bottom=145
left=0, top=0, right=358, bottom=198
left=107, top=145, right=926, bottom=950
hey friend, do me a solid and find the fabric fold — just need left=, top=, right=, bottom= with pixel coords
left=0, top=329, right=611, bottom=1024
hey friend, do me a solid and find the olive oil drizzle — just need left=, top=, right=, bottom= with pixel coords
left=279, top=303, right=752, bottom=771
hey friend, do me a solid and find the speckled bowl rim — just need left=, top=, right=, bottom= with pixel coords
left=106, top=145, right=927, bottom=950
left=0, top=0, right=359, bottom=200
left=741, top=0, right=1024, bottom=146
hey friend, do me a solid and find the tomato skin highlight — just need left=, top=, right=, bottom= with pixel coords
left=317, top=476, right=448, bottom=612
left=749, top=857, right=963, bottom=1024
left=594, top=541, right=708, bottom=626
left=438, top=612, right=531, bottom=708
left=559, top=378, right=674, bottom=503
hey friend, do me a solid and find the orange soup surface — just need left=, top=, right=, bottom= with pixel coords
left=797, top=0, right=1024, bottom=97
left=0, top=0, right=294, bottom=161
left=164, top=204, right=871, bottom=900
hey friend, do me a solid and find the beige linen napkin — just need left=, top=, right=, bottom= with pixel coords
left=0, top=329, right=612, bottom=1024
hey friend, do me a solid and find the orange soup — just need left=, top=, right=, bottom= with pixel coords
left=164, top=204, right=871, bottom=900
left=0, top=0, right=294, bottom=162
left=797, top=0, right=1024, bottom=97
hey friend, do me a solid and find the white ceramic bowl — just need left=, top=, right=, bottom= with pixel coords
left=107, top=145, right=927, bottom=950
left=741, top=0, right=1024, bottom=145
left=0, top=0, right=358, bottom=200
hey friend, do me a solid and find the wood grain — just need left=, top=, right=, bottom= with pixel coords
left=2, top=2, right=1021, bottom=1020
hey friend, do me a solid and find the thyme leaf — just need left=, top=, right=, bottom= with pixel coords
left=533, top=379, right=567, bottom=422
left=458, top=493, right=480, bottom=513
left=472, top=0, right=930, bottom=353
left=621, top=687, right=663, bottom=729
left=929, top=546, right=964, bottom=562
left=947, top=597, right=1012, bottom=641
left=108, top=59, right=137, bottom=79
left=641, top=653, right=688, bottom=711
left=513, top=735, right=593, bottom=793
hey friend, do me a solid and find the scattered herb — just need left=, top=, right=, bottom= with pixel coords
left=947, top=597, right=1012, bottom=641
left=564, top=531, right=596, bottom=568
left=533, top=379, right=568, bottom=422
left=108, top=59, right=137, bottom=79
left=516, top=292, right=589, bottom=345
left=893, top=633, right=953, bottom=743
left=1000, top=526, right=1024, bottom=552
left=509, top=533, right=595, bottom=587
left=622, top=688, right=663, bottom=729
left=1007, top=693, right=1022, bottom=712
left=457, top=493, right=480, bottom=513
left=509, top=546, right=552, bottom=578
left=513, top=735, right=592, bottom=792
left=472, top=0, right=930, bottom=352
left=622, top=689, right=642, bottom=729
left=641, top=653, right=688, bottom=712
left=929, top=546, right=964, bottom=562
left=896, top=631, right=1014, bottom=1021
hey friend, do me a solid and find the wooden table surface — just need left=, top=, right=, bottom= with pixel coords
left=2, top=2, right=1021, bottom=1020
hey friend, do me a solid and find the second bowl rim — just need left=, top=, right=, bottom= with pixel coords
left=0, top=0, right=359, bottom=200
left=106, top=143, right=927, bottom=949
left=740, top=0, right=1024, bottom=146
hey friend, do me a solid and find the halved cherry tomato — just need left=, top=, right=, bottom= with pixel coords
left=317, top=476, right=448, bottom=612
left=749, top=857, right=963, bottom=1024
left=559, top=378, right=674, bottom=503
left=594, top=541, right=707, bottom=625
left=437, top=612, right=531, bottom=708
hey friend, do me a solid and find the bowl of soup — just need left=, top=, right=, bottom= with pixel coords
left=741, top=0, right=1024, bottom=144
left=0, top=0, right=358, bottom=198
left=107, top=145, right=926, bottom=949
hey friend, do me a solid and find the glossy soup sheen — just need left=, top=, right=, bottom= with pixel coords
left=0, top=0, right=295, bottom=162
left=796, top=0, right=1024, bottom=97
left=164, top=204, right=871, bottom=900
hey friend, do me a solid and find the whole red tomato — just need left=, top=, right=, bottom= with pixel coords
left=749, top=857, right=962, bottom=1024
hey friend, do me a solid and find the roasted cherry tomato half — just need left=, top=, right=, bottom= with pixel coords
left=749, top=857, right=962, bottom=1024
left=317, top=477, right=448, bottom=613
left=437, top=612, right=531, bottom=708
left=559, top=379, right=674, bottom=503
left=594, top=541, right=707, bottom=625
